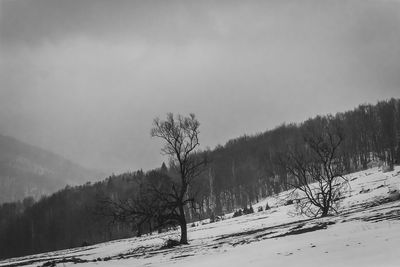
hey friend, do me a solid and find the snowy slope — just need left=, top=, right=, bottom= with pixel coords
left=1, top=167, right=400, bottom=267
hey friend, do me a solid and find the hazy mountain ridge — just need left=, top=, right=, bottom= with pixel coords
left=0, top=134, right=102, bottom=203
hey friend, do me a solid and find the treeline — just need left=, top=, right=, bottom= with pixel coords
left=1, top=98, right=399, bottom=259
left=193, top=98, right=400, bottom=215
left=0, top=171, right=156, bottom=259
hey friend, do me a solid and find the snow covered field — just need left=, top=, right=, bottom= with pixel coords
left=1, top=167, right=400, bottom=267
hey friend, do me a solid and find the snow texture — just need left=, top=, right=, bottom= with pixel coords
left=1, top=166, right=400, bottom=267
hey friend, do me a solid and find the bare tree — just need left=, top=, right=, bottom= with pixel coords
left=95, top=175, right=160, bottom=237
left=279, top=120, right=348, bottom=217
left=151, top=113, right=206, bottom=244
left=96, top=113, right=205, bottom=244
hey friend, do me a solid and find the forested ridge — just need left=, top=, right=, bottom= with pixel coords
left=1, top=98, right=400, bottom=259
left=0, top=134, right=102, bottom=204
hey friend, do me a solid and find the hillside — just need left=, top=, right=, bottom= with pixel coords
left=0, top=99, right=399, bottom=260
left=0, top=134, right=102, bottom=203
left=1, top=166, right=399, bottom=267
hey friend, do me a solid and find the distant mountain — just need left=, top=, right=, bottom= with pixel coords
left=0, top=134, right=103, bottom=204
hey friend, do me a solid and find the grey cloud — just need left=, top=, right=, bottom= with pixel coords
left=0, top=0, right=220, bottom=46
left=1, top=0, right=400, bottom=173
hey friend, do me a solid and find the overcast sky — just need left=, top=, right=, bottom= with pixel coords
left=1, top=0, right=400, bottom=174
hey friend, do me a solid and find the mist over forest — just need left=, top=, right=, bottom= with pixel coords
left=1, top=98, right=399, bottom=259
left=1, top=0, right=400, bottom=265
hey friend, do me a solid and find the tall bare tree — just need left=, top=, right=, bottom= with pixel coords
left=151, top=113, right=206, bottom=244
left=278, top=118, right=348, bottom=217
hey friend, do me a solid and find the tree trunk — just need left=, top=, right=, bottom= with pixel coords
left=321, top=206, right=329, bottom=217
left=179, top=219, right=188, bottom=244
left=395, top=145, right=400, bottom=165
left=148, top=221, right=152, bottom=235
left=389, top=148, right=395, bottom=170
left=136, top=223, right=142, bottom=237
left=179, top=205, right=188, bottom=244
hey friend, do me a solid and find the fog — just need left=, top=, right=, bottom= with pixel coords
left=1, top=0, right=400, bottom=174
